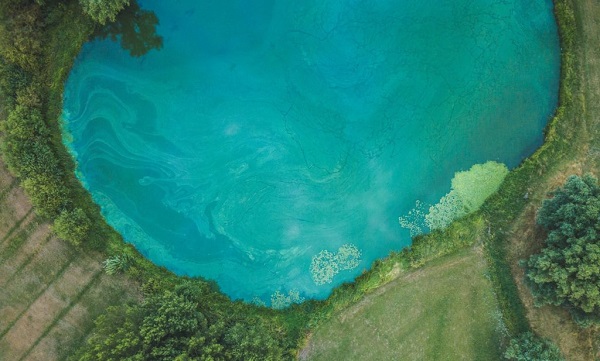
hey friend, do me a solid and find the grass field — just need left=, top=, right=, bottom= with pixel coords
left=0, top=161, right=139, bottom=361
left=302, top=248, right=504, bottom=361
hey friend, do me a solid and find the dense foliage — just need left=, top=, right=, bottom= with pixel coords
left=0, top=2, right=78, bottom=229
left=75, top=281, right=293, bottom=361
left=504, top=332, right=564, bottom=361
left=526, top=174, right=600, bottom=325
left=78, top=0, right=130, bottom=24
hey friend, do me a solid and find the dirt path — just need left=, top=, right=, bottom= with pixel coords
left=0, top=162, right=139, bottom=361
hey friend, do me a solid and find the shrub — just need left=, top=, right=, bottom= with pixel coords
left=21, top=173, right=70, bottom=218
left=504, top=332, right=564, bottom=361
left=53, top=207, right=91, bottom=245
left=103, top=253, right=134, bottom=275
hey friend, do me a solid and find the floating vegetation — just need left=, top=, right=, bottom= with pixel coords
left=251, top=297, right=267, bottom=307
left=398, top=200, right=428, bottom=237
left=310, top=244, right=362, bottom=285
left=400, top=161, right=509, bottom=232
left=270, top=289, right=304, bottom=309
left=337, top=244, right=362, bottom=270
left=425, top=192, right=466, bottom=230
left=450, top=161, right=509, bottom=212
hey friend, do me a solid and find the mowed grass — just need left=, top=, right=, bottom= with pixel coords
left=0, top=161, right=139, bottom=361
left=303, top=248, right=503, bottom=361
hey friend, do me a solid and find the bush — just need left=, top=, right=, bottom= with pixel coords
left=102, top=253, right=133, bottom=275
left=78, top=0, right=130, bottom=24
left=53, top=207, right=92, bottom=245
left=21, top=173, right=70, bottom=218
left=504, top=332, right=564, bottom=361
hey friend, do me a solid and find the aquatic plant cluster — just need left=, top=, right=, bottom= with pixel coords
left=310, top=244, right=362, bottom=285
left=400, top=161, right=509, bottom=234
left=270, top=289, right=305, bottom=310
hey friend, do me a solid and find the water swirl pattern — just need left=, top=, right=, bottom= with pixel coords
left=62, top=0, right=559, bottom=302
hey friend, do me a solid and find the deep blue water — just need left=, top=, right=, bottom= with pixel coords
left=62, top=0, right=559, bottom=302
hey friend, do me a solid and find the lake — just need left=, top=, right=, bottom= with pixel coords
left=62, top=0, right=559, bottom=303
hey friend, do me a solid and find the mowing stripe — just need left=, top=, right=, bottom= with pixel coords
left=0, top=254, right=76, bottom=340
left=0, top=178, right=18, bottom=203
left=16, top=271, right=104, bottom=361
left=0, top=208, right=34, bottom=246
left=0, top=234, right=54, bottom=289
left=0, top=217, right=41, bottom=265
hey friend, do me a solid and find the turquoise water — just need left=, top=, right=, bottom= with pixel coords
left=62, top=0, right=559, bottom=302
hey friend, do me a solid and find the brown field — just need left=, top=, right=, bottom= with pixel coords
left=0, top=162, right=139, bottom=361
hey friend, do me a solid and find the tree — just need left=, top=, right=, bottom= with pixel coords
left=0, top=3, right=43, bottom=71
left=53, top=208, right=92, bottom=245
left=78, top=0, right=130, bottom=24
left=526, top=174, right=600, bottom=324
left=75, top=281, right=293, bottom=360
left=504, top=332, right=564, bottom=361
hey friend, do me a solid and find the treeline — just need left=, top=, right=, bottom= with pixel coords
left=0, top=0, right=93, bottom=245
left=74, top=280, right=297, bottom=360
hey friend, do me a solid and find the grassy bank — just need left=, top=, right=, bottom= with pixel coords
left=480, top=0, right=583, bottom=336
left=303, top=248, right=504, bottom=361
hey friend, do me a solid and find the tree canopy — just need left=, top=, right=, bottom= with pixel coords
left=526, top=174, right=600, bottom=325
left=75, top=281, right=293, bottom=361
left=504, top=332, right=564, bottom=361
left=78, top=0, right=130, bottom=24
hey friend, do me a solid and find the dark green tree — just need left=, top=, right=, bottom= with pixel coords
left=504, top=332, right=564, bottom=361
left=526, top=174, right=600, bottom=324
